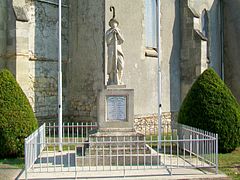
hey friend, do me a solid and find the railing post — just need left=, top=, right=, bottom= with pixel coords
left=216, top=134, right=218, bottom=174
left=24, top=139, right=28, bottom=180
left=43, top=123, right=46, bottom=146
left=190, top=134, right=192, bottom=159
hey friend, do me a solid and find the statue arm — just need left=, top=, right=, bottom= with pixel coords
left=106, top=29, right=114, bottom=44
left=116, top=29, right=124, bottom=44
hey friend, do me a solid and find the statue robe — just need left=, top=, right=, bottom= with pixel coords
left=106, top=27, right=124, bottom=74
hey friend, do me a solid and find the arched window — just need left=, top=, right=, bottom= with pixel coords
left=201, top=9, right=209, bottom=38
left=201, top=9, right=210, bottom=60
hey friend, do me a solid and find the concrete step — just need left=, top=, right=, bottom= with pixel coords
left=76, top=154, right=161, bottom=166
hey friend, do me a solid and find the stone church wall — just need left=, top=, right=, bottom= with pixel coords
left=28, top=0, right=69, bottom=121
left=1, top=0, right=69, bottom=123
left=1, top=0, right=182, bottom=124
left=0, top=0, right=7, bottom=69
left=67, top=0, right=105, bottom=121
left=180, top=0, right=221, bottom=101
left=0, top=0, right=224, bottom=125
left=223, top=0, right=240, bottom=103
left=160, top=0, right=181, bottom=115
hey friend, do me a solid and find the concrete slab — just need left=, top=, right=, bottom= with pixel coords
left=0, top=168, right=23, bottom=180
left=19, top=150, right=229, bottom=180
left=19, top=168, right=229, bottom=180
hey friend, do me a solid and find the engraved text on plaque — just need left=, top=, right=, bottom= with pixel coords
left=107, top=96, right=127, bottom=121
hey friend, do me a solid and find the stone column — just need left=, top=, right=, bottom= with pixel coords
left=0, top=0, right=7, bottom=69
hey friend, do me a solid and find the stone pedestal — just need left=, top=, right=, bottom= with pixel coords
left=89, top=85, right=143, bottom=149
left=97, top=86, right=134, bottom=132
left=75, top=86, right=161, bottom=167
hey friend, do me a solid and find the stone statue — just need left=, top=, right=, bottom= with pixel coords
left=106, top=6, right=125, bottom=85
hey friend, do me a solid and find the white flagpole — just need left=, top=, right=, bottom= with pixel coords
left=157, top=0, right=162, bottom=149
left=58, top=0, right=63, bottom=151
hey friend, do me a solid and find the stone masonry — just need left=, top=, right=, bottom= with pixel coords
left=134, top=112, right=177, bottom=135
left=1, top=0, right=69, bottom=123
left=0, top=0, right=227, bottom=125
left=180, top=0, right=221, bottom=101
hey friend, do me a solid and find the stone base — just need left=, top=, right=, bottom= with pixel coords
left=88, top=129, right=144, bottom=151
left=76, top=131, right=161, bottom=166
left=89, top=130, right=144, bottom=143
left=76, top=153, right=161, bottom=166
left=105, top=85, right=126, bottom=89
left=94, top=128, right=135, bottom=133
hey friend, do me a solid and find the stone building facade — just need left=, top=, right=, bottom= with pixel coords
left=0, top=0, right=237, bottom=125
left=180, top=0, right=222, bottom=100
left=223, top=1, right=240, bottom=104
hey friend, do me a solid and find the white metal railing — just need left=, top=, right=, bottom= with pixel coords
left=25, top=123, right=46, bottom=179
left=176, top=123, right=218, bottom=172
left=45, top=122, right=98, bottom=143
left=24, top=122, right=218, bottom=179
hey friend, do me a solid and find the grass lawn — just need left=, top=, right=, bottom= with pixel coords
left=219, top=147, right=240, bottom=180
left=0, top=158, right=24, bottom=169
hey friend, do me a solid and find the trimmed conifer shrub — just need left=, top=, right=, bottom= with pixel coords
left=178, top=68, right=240, bottom=153
left=0, top=69, right=38, bottom=158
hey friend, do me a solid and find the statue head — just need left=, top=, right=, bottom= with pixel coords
left=109, top=6, right=119, bottom=28
left=109, top=18, right=119, bottom=28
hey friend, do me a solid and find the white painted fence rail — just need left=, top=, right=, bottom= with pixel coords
left=25, top=123, right=46, bottom=179
left=24, top=122, right=218, bottom=179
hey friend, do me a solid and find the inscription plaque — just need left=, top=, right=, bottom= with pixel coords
left=107, top=96, right=127, bottom=121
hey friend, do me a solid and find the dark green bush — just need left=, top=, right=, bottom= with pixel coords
left=178, top=68, right=240, bottom=153
left=0, top=69, right=38, bottom=158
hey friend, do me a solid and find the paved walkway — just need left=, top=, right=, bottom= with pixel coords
left=0, top=168, right=23, bottom=180
left=19, top=168, right=229, bottom=180
left=18, top=150, right=229, bottom=179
